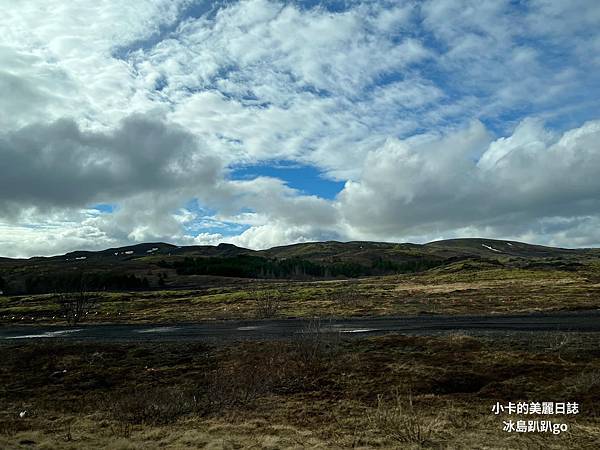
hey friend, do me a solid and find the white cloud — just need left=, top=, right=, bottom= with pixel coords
left=2, top=0, right=600, bottom=256
left=477, top=118, right=556, bottom=171
left=0, top=0, right=186, bottom=131
left=337, top=118, right=600, bottom=245
left=192, top=232, right=226, bottom=246
left=227, top=222, right=340, bottom=250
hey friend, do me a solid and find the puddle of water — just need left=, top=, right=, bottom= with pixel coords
left=5, top=329, right=83, bottom=339
left=339, top=328, right=378, bottom=333
left=136, top=327, right=180, bottom=334
left=300, top=327, right=379, bottom=334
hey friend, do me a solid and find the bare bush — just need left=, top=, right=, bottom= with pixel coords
left=0, top=416, right=31, bottom=436
left=55, top=289, right=97, bottom=325
left=545, top=332, right=573, bottom=360
left=568, top=370, right=600, bottom=396
left=367, top=390, right=438, bottom=445
left=109, top=422, right=133, bottom=438
left=108, top=341, right=324, bottom=425
left=205, top=362, right=269, bottom=411
left=252, top=288, right=281, bottom=318
left=204, top=342, right=307, bottom=411
left=109, top=387, right=196, bottom=425
left=293, top=317, right=340, bottom=374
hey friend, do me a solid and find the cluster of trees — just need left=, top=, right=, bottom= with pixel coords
left=22, top=271, right=149, bottom=295
left=371, top=257, right=444, bottom=273
left=164, top=255, right=444, bottom=279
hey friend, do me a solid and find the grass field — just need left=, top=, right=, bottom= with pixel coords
left=2, top=267, right=600, bottom=324
left=1, top=264, right=599, bottom=448
left=1, top=330, right=599, bottom=449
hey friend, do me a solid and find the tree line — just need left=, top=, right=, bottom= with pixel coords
left=18, top=271, right=149, bottom=295
left=162, top=255, right=444, bottom=279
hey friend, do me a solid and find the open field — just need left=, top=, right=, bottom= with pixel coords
left=1, top=330, right=599, bottom=449
left=2, top=267, right=600, bottom=324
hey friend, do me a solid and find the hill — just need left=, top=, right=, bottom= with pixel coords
left=0, top=238, right=598, bottom=295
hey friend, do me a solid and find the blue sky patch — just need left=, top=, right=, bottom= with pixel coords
left=231, top=162, right=345, bottom=199
left=91, top=204, right=116, bottom=213
left=183, top=199, right=251, bottom=236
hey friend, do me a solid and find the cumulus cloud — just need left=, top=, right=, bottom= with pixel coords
left=2, top=0, right=600, bottom=256
left=0, top=116, right=222, bottom=215
left=0, top=1, right=188, bottom=131
left=338, top=119, right=600, bottom=246
left=227, top=222, right=342, bottom=250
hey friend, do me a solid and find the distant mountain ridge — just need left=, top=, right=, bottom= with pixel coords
left=2, top=238, right=599, bottom=296
left=2, top=237, right=599, bottom=262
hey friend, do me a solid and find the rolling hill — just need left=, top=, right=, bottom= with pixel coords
left=1, top=238, right=598, bottom=295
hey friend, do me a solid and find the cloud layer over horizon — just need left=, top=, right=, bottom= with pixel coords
left=1, top=0, right=600, bottom=257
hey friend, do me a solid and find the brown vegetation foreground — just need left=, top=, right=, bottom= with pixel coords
left=1, top=329, right=599, bottom=449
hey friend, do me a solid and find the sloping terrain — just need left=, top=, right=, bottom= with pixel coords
left=425, top=238, right=596, bottom=258
left=3, top=238, right=597, bottom=267
left=1, top=238, right=599, bottom=296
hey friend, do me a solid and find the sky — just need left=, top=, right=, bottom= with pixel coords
left=1, top=0, right=600, bottom=257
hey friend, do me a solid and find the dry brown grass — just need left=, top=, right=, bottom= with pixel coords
left=365, top=390, right=442, bottom=445
left=3, top=267, right=600, bottom=324
left=1, top=330, right=599, bottom=448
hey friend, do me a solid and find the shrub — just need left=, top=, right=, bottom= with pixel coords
left=55, top=289, right=97, bottom=325
left=366, top=390, right=439, bottom=445
left=293, top=317, right=340, bottom=374
left=253, top=288, right=281, bottom=318
left=109, top=387, right=196, bottom=425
